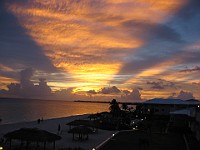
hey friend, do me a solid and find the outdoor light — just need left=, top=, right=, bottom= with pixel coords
left=112, top=133, right=115, bottom=136
left=133, top=121, right=135, bottom=124
left=133, top=127, right=136, bottom=130
left=141, top=119, right=143, bottom=121
left=0, top=146, right=3, bottom=150
left=198, top=105, right=200, bottom=108
left=92, top=148, right=96, bottom=150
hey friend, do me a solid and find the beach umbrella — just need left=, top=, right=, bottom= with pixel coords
left=68, top=126, right=93, bottom=140
left=88, top=113, right=102, bottom=120
left=67, top=119, right=97, bottom=129
left=66, top=119, right=98, bottom=133
left=4, top=128, right=61, bottom=149
left=66, top=120, right=95, bottom=127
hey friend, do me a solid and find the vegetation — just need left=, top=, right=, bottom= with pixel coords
left=121, top=103, right=128, bottom=110
left=109, top=99, right=121, bottom=117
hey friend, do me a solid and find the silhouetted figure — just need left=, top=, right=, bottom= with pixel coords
left=57, top=124, right=61, bottom=135
left=37, top=118, right=41, bottom=124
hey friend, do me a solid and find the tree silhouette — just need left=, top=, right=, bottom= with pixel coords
left=121, top=103, right=128, bottom=110
left=109, top=99, right=121, bottom=117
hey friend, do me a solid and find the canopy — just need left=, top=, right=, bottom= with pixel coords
left=4, top=128, right=61, bottom=142
left=66, top=119, right=95, bottom=127
left=68, top=126, right=93, bottom=134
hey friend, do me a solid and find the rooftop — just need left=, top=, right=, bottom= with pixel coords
left=143, top=98, right=200, bottom=105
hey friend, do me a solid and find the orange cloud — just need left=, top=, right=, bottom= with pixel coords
left=0, top=64, right=14, bottom=72
left=0, top=76, right=17, bottom=89
left=5, top=0, right=189, bottom=96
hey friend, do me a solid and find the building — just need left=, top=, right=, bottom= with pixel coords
left=139, top=98, right=200, bottom=116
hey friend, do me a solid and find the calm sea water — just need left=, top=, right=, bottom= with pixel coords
left=0, top=98, right=109, bottom=124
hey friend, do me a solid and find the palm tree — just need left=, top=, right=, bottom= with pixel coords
left=109, top=99, right=121, bottom=117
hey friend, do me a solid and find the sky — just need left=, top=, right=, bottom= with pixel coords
left=0, top=0, right=200, bottom=101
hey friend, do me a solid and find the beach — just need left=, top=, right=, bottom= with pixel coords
left=0, top=114, right=116, bottom=150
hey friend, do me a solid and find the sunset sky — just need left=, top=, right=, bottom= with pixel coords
left=0, top=0, right=200, bottom=101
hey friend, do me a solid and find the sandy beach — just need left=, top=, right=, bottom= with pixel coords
left=0, top=114, right=116, bottom=150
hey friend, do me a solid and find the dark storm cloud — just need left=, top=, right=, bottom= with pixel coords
left=0, top=0, right=56, bottom=72
left=110, top=0, right=200, bottom=85
left=122, top=20, right=183, bottom=43
left=111, top=50, right=168, bottom=83
left=147, top=79, right=176, bottom=90
left=0, top=70, right=18, bottom=80
left=176, top=0, right=200, bottom=21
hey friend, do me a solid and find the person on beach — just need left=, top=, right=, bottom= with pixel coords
left=37, top=118, right=41, bottom=124
left=57, top=124, right=61, bottom=135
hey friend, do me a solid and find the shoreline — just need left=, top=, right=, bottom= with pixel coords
left=0, top=114, right=116, bottom=150
left=0, top=113, right=90, bottom=126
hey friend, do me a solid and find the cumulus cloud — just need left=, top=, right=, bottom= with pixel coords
left=2, top=68, right=52, bottom=98
left=53, top=88, right=75, bottom=100
left=168, top=90, right=195, bottom=100
left=99, top=86, right=121, bottom=94
left=20, top=68, right=34, bottom=90
left=177, top=90, right=195, bottom=100
left=121, top=88, right=142, bottom=102
left=87, top=90, right=97, bottom=95
left=122, top=90, right=130, bottom=96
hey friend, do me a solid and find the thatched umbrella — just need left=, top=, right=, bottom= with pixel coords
left=67, top=120, right=95, bottom=127
left=88, top=113, right=102, bottom=120
left=68, top=126, right=93, bottom=140
left=66, top=119, right=98, bottom=132
left=4, top=128, right=61, bottom=150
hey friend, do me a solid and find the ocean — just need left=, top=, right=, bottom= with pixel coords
left=0, top=98, right=109, bottom=124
